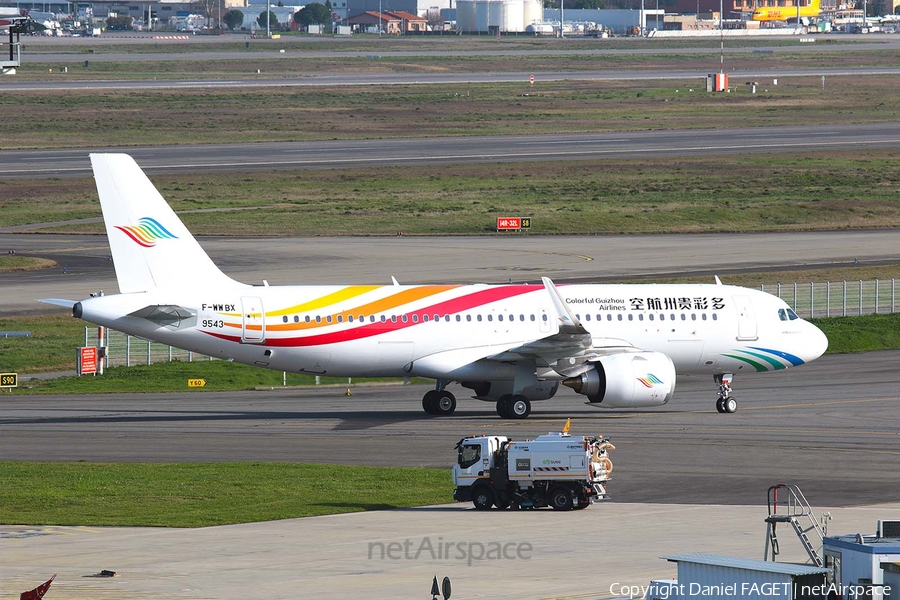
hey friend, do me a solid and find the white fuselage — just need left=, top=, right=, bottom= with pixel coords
left=77, top=281, right=827, bottom=383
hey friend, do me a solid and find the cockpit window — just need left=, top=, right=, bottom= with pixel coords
left=458, top=444, right=481, bottom=469
left=786, top=308, right=799, bottom=320
left=778, top=309, right=787, bottom=321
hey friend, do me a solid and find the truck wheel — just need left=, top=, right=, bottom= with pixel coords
left=549, top=487, right=573, bottom=511
left=472, top=486, right=494, bottom=510
left=495, top=492, right=512, bottom=510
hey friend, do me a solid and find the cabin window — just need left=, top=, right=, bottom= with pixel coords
left=519, top=314, right=525, bottom=321
left=628, top=314, right=633, bottom=321
left=498, top=314, right=504, bottom=322
left=412, top=315, right=418, bottom=323
left=467, top=315, right=472, bottom=322
left=702, top=314, right=707, bottom=321
left=327, top=315, right=333, bottom=323
left=456, top=315, right=461, bottom=322
left=283, top=316, right=288, bottom=323
left=541, top=314, right=548, bottom=322
left=712, top=313, right=718, bottom=321
left=639, top=314, right=644, bottom=321
left=477, top=315, right=483, bottom=322
left=294, top=316, right=299, bottom=323
left=487, top=315, right=493, bottom=322
left=305, top=316, right=311, bottom=323
left=424, top=314, right=430, bottom=322
left=648, top=314, right=654, bottom=321
left=681, top=314, right=686, bottom=321
left=691, top=314, right=697, bottom=321
left=337, top=315, right=343, bottom=323
left=530, top=314, right=535, bottom=322
left=584, top=314, right=591, bottom=321
left=445, top=315, right=450, bottom=322
left=316, top=316, right=322, bottom=323
left=402, top=315, right=408, bottom=323
left=391, top=315, right=397, bottom=323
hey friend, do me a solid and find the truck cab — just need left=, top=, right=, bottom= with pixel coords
left=452, top=435, right=508, bottom=488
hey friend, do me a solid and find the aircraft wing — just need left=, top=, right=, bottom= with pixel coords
left=411, top=277, right=638, bottom=380
left=486, top=278, right=638, bottom=379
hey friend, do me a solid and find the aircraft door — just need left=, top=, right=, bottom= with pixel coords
left=240, top=296, right=266, bottom=343
left=733, top=295, right=758, bottom=341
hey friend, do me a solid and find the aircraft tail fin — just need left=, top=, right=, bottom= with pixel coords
left=90, top=153, right=239, bottom=294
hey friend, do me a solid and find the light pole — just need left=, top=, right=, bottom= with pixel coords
left=379, top=0, right=382, bottom=35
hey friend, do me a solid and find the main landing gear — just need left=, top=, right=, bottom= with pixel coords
left=422, top=382, right=457, bottom=416
left=715, top=373, right=737, bottom=414
left=496, top=395, right=531, bottom=419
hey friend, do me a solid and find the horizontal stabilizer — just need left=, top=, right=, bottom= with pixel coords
left=38, top=298, right=78, bottom=309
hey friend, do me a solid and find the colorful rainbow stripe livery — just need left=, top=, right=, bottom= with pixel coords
left=114, top=217, right=178, bottom=248
left=42, top=154, right=829, bottom=419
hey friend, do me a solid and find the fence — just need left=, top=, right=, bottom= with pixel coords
left=84, top=327, right=213, bottom=370
left=761, top=279, right=897, bottom=319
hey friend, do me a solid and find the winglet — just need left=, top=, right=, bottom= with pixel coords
left=714, top=275, right=723, bottom=286
left=541, top=277, right=587, bottom=334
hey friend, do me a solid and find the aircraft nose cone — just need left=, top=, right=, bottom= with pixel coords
left=805, top=322, right=829, bottom=362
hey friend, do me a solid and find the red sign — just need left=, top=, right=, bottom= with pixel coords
left=79, top=347, right=97, bottom=375
left=497, top=217, right=521, bottom=230
left=530, top=74, right=535, bottom=85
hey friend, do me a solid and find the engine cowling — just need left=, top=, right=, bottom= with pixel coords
left=562, top=352, right=676, bottom=408
left=461, top=380, right=559, bottom=402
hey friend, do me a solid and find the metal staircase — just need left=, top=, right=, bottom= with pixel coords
left=763, top=484, right=828, bottom=567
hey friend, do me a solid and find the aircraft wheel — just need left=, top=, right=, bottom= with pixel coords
left=723, top=397, right=738, bottom=414
left=422, top=390, right=439, bottom=415
left=716, top=398, right=725, bottom=413
left=509, top=395, right=531, bottom=419
left=435, top=391, right=457, bottom=416
left=496, top=395, right=512, bottom=418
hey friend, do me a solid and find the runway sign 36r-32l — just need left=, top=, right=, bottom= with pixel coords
left=496, top=217, right=532, bottom=231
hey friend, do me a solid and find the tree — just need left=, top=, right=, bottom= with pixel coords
left=223, top=8, right=243, bottom=29
left=257, top=10, right=278, bottom=28
left=294, top=3, right=331, bottom=26
left=573, top=0, right=606, bottom=7
left=105, top=15, right=134, bottom=30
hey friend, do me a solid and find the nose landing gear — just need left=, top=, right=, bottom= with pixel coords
left=715, top=373, right=737, bottom=413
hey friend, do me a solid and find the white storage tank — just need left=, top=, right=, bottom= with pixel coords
left=456, top=0, right=530, bottom=33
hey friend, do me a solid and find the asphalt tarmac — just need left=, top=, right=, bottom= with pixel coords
left=4, top=123, right=900, bottom=178
left=3, top=350, right=898, bottom=507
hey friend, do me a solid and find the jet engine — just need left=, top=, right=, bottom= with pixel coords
left=562, top=352, right=676, bottom=408
left=461, top=380, right=559, bottom=402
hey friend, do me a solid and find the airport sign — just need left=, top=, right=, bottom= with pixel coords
left=0, top=372, right=17, bottom=388
left=78, top=347, right=97, bottom=375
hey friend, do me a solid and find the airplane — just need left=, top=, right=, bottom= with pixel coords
left=751, top=0, right=821, bottom=22
left=41, top=154, right=828, bottom=418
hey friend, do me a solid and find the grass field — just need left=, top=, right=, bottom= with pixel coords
left=4, top=75, right=900, bottom=149
left=0, top=462, right=454, bottom=526
left=5, top=150, right=900, bottom=235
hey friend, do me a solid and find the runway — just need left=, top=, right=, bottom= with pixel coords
left=3, top=350, right=899, bottom=506
left=4, top=123, right=900, bottom=178
left=3, top=229, right=900, bottom=316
